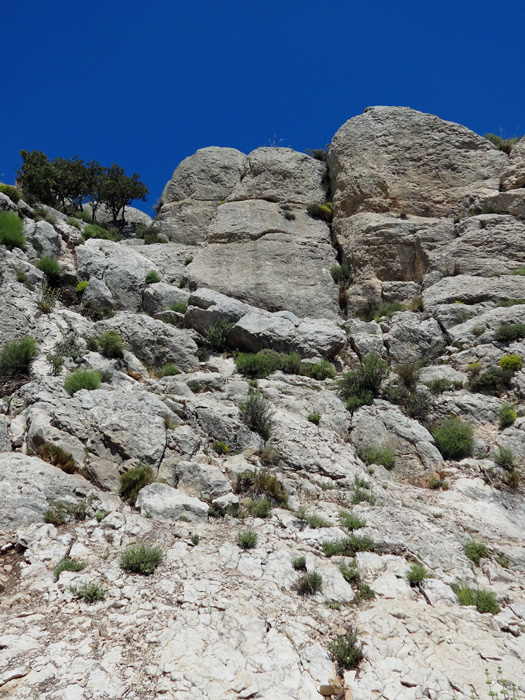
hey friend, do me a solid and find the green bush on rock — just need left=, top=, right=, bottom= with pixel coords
left=64, top=369, right=101, bottom=396
left=0, top=211, right=25, bottom=250
left=432, top=417, right=473, bottom=460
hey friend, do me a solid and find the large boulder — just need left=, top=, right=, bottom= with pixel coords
left=95, top=312, right=199, bottom=372
left=384, top=313, right=445, bottom=364
left=0, top=452, right=92, bottom=530
left=136, top=482, right=209, bottom=522
left=329, top=106, right=507, bottom=218
left=23, top=220, right=64, bottom=260
left=76, top=239, right=160, bottom=311
left=422, top=274, right=525, bottom=308
left=501, top=138, right=525, bottom=190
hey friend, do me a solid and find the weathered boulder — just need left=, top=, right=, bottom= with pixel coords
left=501, top=137, right=525, bottom=190
left=95, top=312, right=199, bottom=372
left=76, top=239, right=160, bottom=311
left=172, top=460, right=231, bottom=500
left=136, top=482, right=209, bottom=522
left=429, top=215, right=525, bottom=277
left=188, top=395, right=261, bottom=452
left=329, top=106, right=506, bottom=218
left=142, top=282, right=189, bottom=315
left=23, top=220, right=64, bottom=260
left=228, top=147, right=327, bottom=204
left=0, top=452, right=92, bottom=530
left=185, top=288, right=256, bottom=336
left=384, top=313, right=445, bottom=364
left=423, top=274, right=525, bottom=308
left=155, top=200, right=218, bottom=244
left=351, top=402, right=443, bottom=476
left=82, top=276, right=114, bottom=309
left=0, top=192, right=18, bottom=212
left=346, top=319, right=385, bottom=358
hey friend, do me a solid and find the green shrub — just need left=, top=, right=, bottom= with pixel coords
left=302, top=360, right=336, bottom=380
left=66, top=217, right=82, bottom=229
left=322, top=534, right=374, bottom=557
left=37, top=443, right=77, bottom=474
left=498, top=354, right=522, bottom=372
left=494, top=323, right=525, bottom=342
left=33, top=206, right=56, bottom=224
left=234, top=468, right=287, bottom=504
left=339, top=510, right=365, bottom=530
left=295, top=510, right=332, bottom=528
left=96, top=330, right=124, bottom=358
left=170, top=301, right=187, bottom=314
left=307, top=412, right=321, bottom=425
left=76, top=281, right=88, bottom=294
left=235, top=351, right=283, bottom=379
left=471, top=365, right=514, bottom=395
left=328, top=628, right=363, bottom=671
left=292, top=556, right=307, bottom=571
left=294, top=572, right=323, bottom=595
left=0, top=183, right=21, bottom=203
left=330, top=263, right=351, bottom=285
left=238, top=391, right=273, bottom=440
left=45, top=499, right=89, bottom=525
left=53, top=558, right=85, bottom=581
left=249, top=497, right=272, bottom=518
left=338, top=353, right=389, bottom=412
left=509, top=265, right=525, bottom=276
left=190, top=533, right=200, bottom=545
left=119, top=463, right=154, bottom=505
left=484, top=133, right=520, bottom=154
left=83, top=224, right=119, bottom=241
left=136, top=223, right=164, bottom=244
left=359, top=445, right=395, bottom=470
left=339, top=560, right=361, bottom=583
left=407, top=563, right=431, bottom=587
left=499, top=404, right=517, bottom=429
left=496, top=298, right=525, bottom=307
left=307, top=202, right=333, bottom=222
left=425, top=378, right=462, bottom=394
left=427, top=473, right=449, bottom=490
left=464, top=540, right=489, bottom=566
left=120, top=543, right=163, bottom=575
left=212, top=441, right=229, bottom=455
left=432, top=417, right=473, bottom=460
left=453, top=583, right=499, bottom=614
left=145, top=270, right=161, bottom=284
left=0, top=211, right=25, bottom=250
left=0, top=336, right=38, bottom=377
left=493, top=446, right=515, bottom=470
left=64, top=368, right=101, bottom=396
left=238, top=530, right=257, bottom=549
left=70, top=581, right=106, bottom=603
left=162, top=363, right=180, bottom=377
left=206, top=317, right=234, bottom=352
left=36, top=256, right=62, bottom=287
left=356, top=582, right=375, bottom=600
left=36, top=285, right=60, bottom=313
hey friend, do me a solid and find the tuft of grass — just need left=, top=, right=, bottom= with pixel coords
left=307, top=201, right=333, bottom=222
left=212, top=440, right=229, bottom=455
left=66, top=216, right=82, bottom=229
left=328, top=628, right=363, bottom=672
left=294, top=572, right=323, bottom=595
left=322, top=534, right=374, bottom=557
left=464, top=540, right=489, bottom=566
left=453, top=583, right=500, bottom=614
left=207, top=317, right=234, bottom=352
left=494, top=323, right=525, bottom=343
left=53, top=558, right=85, bottom=581
left=37, top=443, right=77, bottom=474
left=238, top=530, right=258, bottom=549
left=190, top=533, right=200, bottom=545
left=120, top=543, right=163, bottom=575
left=186, top=379, right=203, bottom=393
left=83, top=224, right=120, bottom=241
left=407, top=563, right=431, bottom=587
left=484, top=133, right=520, bottom=154
left=432, top=417, right=473, bottom=460
left=307, top=412, right=321, bottom=425
left=170, top=301, right=188, bottom=314
left=292, top=556, right=307, bottom=571
left=427, top=474, right=449, bottom=490
left=36, top=256, right=62, bottom=287
left=0, top=211, right=25, bottom=249
left=295, top=509, right=332, bottom=528
left=493, top=446, right=515, bottom=470
left=145, top=270, right=161, bottom=284
left=359, top=445, right=395, bottom=470
left=339, top=510, right=365, bottom=530
left=498, top=403, right=517, bottom=429
left=330, top=262, right=351, bottom=285
left=0, top=336, right=38, bottom=378
left=249, top=497, right=272, bottom=518
left=97, top=330, right=124, bottom=358
left=234, top=468, right=287, bottom=505
left=238, top=390, right=273, bottom=441
left=119, top=463, right=154, bottom=506
left=496, top=298, right=525, bottom=307
left=70, top=581, right=106, bottom=603
left=162, top=363, right=180, bottom=377
left=64, top=368, right=101, bottom=396
left=339, top=560, right=361, bottom=583
left=338, top=353, right=389, bottom=412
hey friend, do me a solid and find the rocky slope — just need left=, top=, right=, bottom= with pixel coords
left=0, top=106, right=524, bottom=700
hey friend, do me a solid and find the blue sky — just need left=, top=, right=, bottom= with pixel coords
left=2, top=0, right=524, bottom=214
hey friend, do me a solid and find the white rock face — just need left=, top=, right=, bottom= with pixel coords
left=136, top=482, right=209, bottom=521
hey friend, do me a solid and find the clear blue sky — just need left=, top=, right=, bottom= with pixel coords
left=2, top=0, right=524, bottom=214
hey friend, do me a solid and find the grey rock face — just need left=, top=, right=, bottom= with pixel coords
left=171, top=460, right=231, bottom=500
left=136, top=482, right=209, bottom=522
left=185, top=288, right=255, bottom=336
left=138, top=242, right=197, bottom=285
left=76, top=239, right=160, bottom=311
left=0, top=452, right=92, bottom=529
left=501, top=137, right=525, bottom=190
left=329, top=105, right=506, bottom=218
left=384, top=313, right=445, bottom=364
left=142, top=282, right=189, bottom=315
left=351, top=402, right=443, bottom=476
left=95, top=312, right=199, bottom=372
left=229, top=147, right=327, bottom=204
left=423, top=274, right=525, bottom=308
left=24, top=220, right=64, bottom=260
